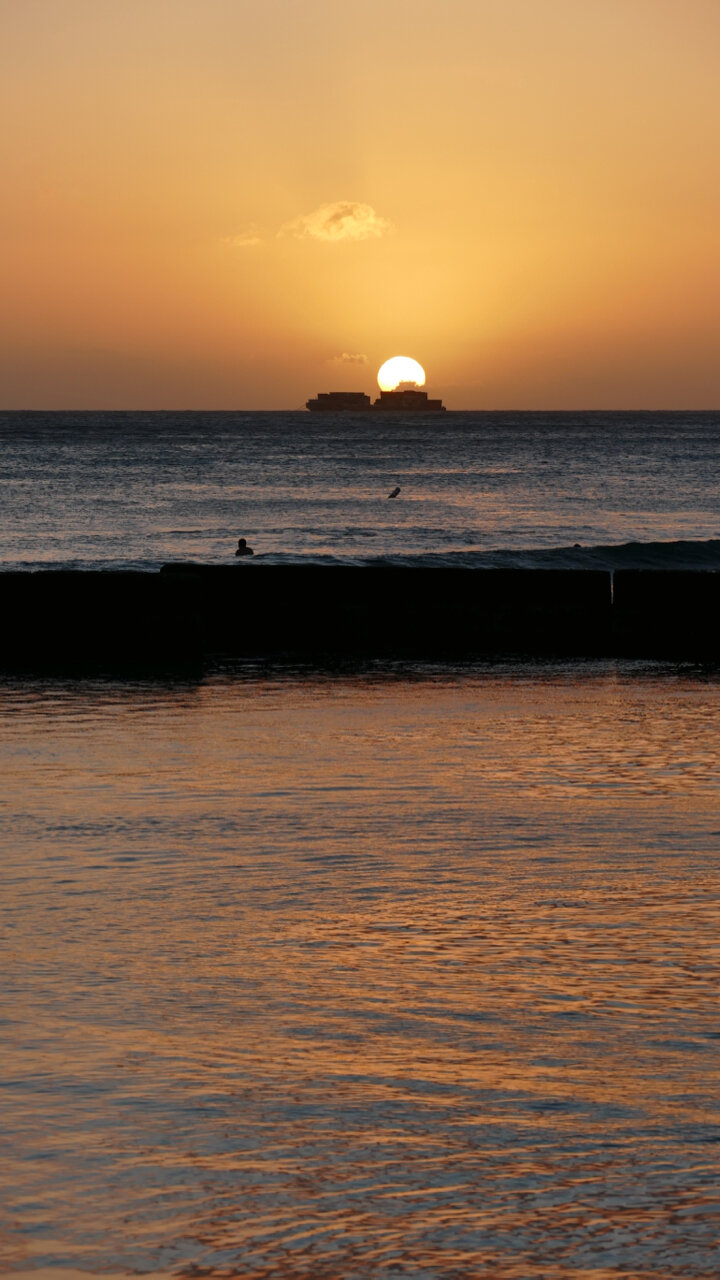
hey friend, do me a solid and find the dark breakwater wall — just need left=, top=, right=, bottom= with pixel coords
left=161, top=565, right=611, bottom=659
left=0, top=566, right=718, bottom=670
left=613, top=570, right=720, bottom=659
left=0, top=570, right=203, bottom=672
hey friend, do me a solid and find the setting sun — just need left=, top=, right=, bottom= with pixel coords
left=377, top=356, right=426, bottom=391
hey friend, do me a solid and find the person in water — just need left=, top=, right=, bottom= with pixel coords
left=235, top=537, right=254, bottom=557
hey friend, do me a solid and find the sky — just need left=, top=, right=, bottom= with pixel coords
left=2, top=0, right=720, bottom=409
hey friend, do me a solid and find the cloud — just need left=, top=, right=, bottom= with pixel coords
left=329, top=352, right=368, bottom=366
left=280, top=201, right=392, bottom=243
left=225, top=228, right=263, bottom=248
left=224, top=202, right=391, bottom=249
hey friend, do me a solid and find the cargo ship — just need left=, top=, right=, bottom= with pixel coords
left=306, top=389, right=446, bottom=412
left=306, top=392, right=372, bottom=411
left=372, top=389, right=446, bottom=412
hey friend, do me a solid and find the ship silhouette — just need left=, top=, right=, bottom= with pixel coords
left=306, top=384, right=446, bottom=412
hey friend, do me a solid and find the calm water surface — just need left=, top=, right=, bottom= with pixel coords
left=1, top=411, right=719, bottom=568
left=2, top=663, right=719, bottom=1278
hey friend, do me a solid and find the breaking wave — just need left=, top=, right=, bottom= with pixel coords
left=260, top=537, right=720, bottom=572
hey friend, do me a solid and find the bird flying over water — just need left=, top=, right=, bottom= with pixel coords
left=388, top=486, right=401, bottom=499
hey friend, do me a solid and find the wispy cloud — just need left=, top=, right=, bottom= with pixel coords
left=329, top=352, right=368, bottom=366
left=224, top=227, right=263, bottom=248
left=280, top=201, right=392, bottom=243
left=225, top=203, right=391, bottom=249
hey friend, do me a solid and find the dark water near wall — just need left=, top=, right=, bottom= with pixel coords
left=1, top=410, right=719, bottom=569
left=2, top=411, right=720, bottom=1277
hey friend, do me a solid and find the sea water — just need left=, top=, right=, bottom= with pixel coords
left=1, top=412, right=720, bottom=1278
left=1, top=410, right=719, bottom=569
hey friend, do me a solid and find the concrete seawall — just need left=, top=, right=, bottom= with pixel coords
left=0, top=566, right=717, bottom=670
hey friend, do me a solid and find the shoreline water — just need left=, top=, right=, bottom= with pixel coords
left=2, top=662, right=719, bottom=1277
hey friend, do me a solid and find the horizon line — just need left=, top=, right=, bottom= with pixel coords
left=2, top=406, right=720, bottom=415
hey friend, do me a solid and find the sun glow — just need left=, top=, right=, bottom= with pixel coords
left=377, top=356, right=426, bottom=391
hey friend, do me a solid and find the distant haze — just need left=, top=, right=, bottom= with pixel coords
left=2, top=0, right=720, bottom=409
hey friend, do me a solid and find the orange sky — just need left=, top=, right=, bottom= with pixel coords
left=2, top=0, right=720, bottom=408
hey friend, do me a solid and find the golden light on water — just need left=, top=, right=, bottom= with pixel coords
left=377, top=356, right=426, bottom=391
left=3, top=672, right=719, bottom=1270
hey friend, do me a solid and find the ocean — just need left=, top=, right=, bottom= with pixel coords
left=1, top=411, right=719, bottom=1279
left=1, top=409, right=719, bottom=571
